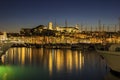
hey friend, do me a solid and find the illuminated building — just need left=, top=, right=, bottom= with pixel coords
left=55, top=26, right=79, bottom=33
left=48, top=22, right=53, bottom=30
left=0, top=32, right=7, bottom=41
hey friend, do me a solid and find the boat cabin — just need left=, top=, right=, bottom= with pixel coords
left=109, top=44, right=120, bottom=52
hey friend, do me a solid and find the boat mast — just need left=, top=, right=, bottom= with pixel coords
left=55, top=18, right=56, bottom=28
left=107, top=25, right=109, bottom=32
left=98, top=20, right=101, bottom=32
left=65, top=19, right=68, bottom=27
left=91, top=25, right=92, bottom=32
left=114, top=24, right=117, bottom=32
left=80, top=24, right=83, bottom=32
left=119, top=17, right=120, bottom=32
left=102, top=24, right=104, bottom=32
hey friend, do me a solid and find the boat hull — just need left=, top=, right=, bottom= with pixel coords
left=97, top=50, right=120, bottom=72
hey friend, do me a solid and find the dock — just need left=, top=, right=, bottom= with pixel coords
left=11, top=43, right=97, bottom=50
left=0, top=43, right=13, bottom=58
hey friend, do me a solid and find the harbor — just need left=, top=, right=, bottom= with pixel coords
left=0, top=47, right=109, bottom=80
left=1, top=46, right=120, bottom=80
left=0, top=40, right=120, bottom=80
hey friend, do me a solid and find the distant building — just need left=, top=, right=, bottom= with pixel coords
left=55, top=26, right=79, bottom=33
left=19, top=22, right=80, bottom=36
left=0, top=32, right=7, bottom=40
left=32, top=25, right=47, bottom=33
left=20, top=28, right=32, bottom=35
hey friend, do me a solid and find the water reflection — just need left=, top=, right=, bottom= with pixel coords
left=104, top=71, right=120, bottom=80
left=1, top=47, right=109, bottom=80
left=2, top=48, right=85, bottom=75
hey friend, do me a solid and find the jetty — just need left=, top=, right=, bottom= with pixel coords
left=0, top=42, right=13, bottom=58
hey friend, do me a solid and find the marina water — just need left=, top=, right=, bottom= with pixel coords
left=0, top=47, right=120, bottom=80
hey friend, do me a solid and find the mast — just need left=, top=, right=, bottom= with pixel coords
left=96, top=26, right=97, bottom=32
left=80, top=24, right=83, bottom=32
left=107, top=25, right=109, bottom=32
left=65, top=19, right=68, bottom=27
left=98, top=20, right=101, bottom=32
left=102, top=24, right=104, bottom=32
left=85, top=26, right=87, bottom=32
left=115, top=24, right=117, bottom=32
left=91, top=25, right=92, bottom=32
left=119, top=17, right=120, bottom=32
left=55, top=18, right=56, bottom=28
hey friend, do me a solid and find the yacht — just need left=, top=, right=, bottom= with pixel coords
left=96, top=44, right=120, bottom=72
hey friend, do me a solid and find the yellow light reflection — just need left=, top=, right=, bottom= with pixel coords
left=74, top=51, right=78, bottom=70
left=10, top=48, right=14, bottom=63
left=79, top=51, right=84, bottom=69
left=54, top=49, right=64, bottom=72
left=21, top=47, right=25, bottom=65
left=18, top=48, right=21, bottom=64
left=49, top=52, right=52, bottom=75
left=29, top=48, right=32, bottom=64
left=60, top=52, right=64, bottom=70
left=39, top=48, right=43, bottom=60
left=66, top=50, right=72, bottom=72
left=1, top=55, right=5, bottom=64
left=56, top=51, right=61, bottom=71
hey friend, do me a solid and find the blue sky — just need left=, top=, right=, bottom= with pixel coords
left=0, top=0, right=120, bottom=32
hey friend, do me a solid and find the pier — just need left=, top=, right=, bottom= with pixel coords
left=11, top=43, right=97, bottom=50
left=0, top=43, right=13, bottom=58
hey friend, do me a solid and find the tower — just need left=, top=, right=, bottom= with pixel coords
left=3, top=32, right=7, bottom=40
left=75, top=24, right=79, bottom=29
left=48, top=22, right=53, bottom=30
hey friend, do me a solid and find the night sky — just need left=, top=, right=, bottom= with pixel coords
left=0, top=0, right=120, bottom=32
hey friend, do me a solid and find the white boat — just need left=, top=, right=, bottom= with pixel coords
left=104, top=71, right=120, bottom=80
left=96, top=44, right=120, bottom=72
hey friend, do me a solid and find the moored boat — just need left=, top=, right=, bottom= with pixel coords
left=96, top=44, right=120, bottom=72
